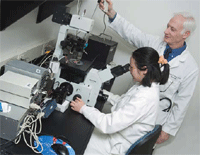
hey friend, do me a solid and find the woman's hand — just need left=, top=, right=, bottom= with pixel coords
left=70, top=98, right=85, bottom=113
left=99, top=0, right=116, bottom=19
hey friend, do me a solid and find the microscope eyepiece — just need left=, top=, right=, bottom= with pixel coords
left=111, top=63, right=130, bottom=77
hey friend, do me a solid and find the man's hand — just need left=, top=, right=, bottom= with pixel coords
left=99, top=0, right=116, bottom=19
left=70, top=98, right=85, bottom=113
left=156, top=130, right=170, bottom=144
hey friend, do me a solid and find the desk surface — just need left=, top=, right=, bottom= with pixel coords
left=0, top=100, right=105, bottom=155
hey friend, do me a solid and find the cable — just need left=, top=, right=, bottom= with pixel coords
left=54, top=81, right=60, bottom=89
left=37, top=54, right=49, bottom=65
left=102, top=13, right=107, bottom=34
left=48, top=67, right=53, bottom=74
left=99, top=13, right=114, bottom=41
left=40, top=55, right=52, bottom=67
left=14, top=109, right=45, bottom=154
left=91, top=3, right=99, bottom=19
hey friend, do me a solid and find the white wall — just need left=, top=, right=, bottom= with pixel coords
left=0, top=6, right=60, bottom=67
left=70, top=0, right=200, bottom=154
left=0, top=0, right=199, bottom=154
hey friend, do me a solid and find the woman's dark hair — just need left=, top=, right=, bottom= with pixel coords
left=132, top=47, right=169, bottom=87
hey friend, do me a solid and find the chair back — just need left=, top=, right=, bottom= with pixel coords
left=126, top=125, right=162, bottom=155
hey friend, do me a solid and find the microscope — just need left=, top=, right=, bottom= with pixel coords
left=49, top=5, right=129, bottom=112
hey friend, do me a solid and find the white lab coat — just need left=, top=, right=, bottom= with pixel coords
left=82, top=82, right=159, bottom=155
left=109, top=14, right=199, bottom=136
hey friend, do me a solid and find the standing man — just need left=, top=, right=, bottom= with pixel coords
left=99, top=0, right=199, bottom=144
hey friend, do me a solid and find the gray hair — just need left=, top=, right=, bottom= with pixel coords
left=173, top=12, right=196, bottom=34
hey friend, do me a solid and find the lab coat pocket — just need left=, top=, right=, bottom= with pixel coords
left=160, top=77, right=173, bottom=92
left=159, top=74, right=181, bottom=97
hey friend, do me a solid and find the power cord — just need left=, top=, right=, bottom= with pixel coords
left=102, top=13, right=107, bottom=34
left=14, top=104, right=45, bottom=154
left=91, top=3, right=99, bottom=19
left=40, top=55, right=52, bottom=67
left=98, top=13, right=113, bottom=41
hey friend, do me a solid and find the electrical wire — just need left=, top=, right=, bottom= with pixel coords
left=91, top=3, right=99, bottom=19
left=14, top=108, right=44, bottom=154
left=54, top=81, right=60, bottom=89
left=99, top=13, right=107, bottom=34
left=37, top=54, right=49, bottom=65
left=98, top=13, right=113, bottom=41
left=99, top=14, right=111, bottom=38
left=40, top=55, right=52, bottom=67
left=48, top=67, right=53, bottom=74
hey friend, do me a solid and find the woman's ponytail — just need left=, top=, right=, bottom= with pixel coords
left=132, top=47, right=170, bottom=87
left=160, top=64, right=170, bottom=85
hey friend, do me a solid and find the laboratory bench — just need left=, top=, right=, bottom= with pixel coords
left=0, top=99, right=105, bottom=155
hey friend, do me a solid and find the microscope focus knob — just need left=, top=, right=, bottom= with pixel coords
left=73, top=94, right=82, bottom=101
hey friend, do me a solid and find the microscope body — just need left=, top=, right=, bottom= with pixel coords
left=50, top=13, right=129, bottom=111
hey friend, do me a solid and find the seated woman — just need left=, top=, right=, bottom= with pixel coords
left=70, top=47, right=169, bottom=155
